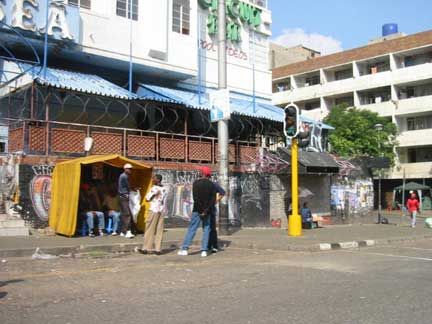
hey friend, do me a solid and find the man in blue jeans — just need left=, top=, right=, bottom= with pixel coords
left=178, top=166, right=216, bottom=257
left=79, top=183, right=105, bottom=237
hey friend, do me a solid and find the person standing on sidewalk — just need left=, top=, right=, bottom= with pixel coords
left=178, top=166, right=216, bottom=257
left=140, top=174, right=167, bottom=255
left=118, top=163, right=134, bottom=238
left=208, top=181, right=225, bottom=253
left=407, top=192, right=420, bottom=228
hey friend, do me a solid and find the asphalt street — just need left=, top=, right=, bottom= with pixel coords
left=2, top=240, right=432, bottom=324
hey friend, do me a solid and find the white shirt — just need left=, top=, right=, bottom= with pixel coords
left=146, top=185, right=167, bottom=213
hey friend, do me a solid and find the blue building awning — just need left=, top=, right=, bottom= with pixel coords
left=20, top=65, right=136, bottom=100
left=137, top=84, right=334, bottom=129
left=138, top=84, right=285, bottom=122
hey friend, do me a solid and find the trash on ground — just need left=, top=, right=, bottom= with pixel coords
left=31, top=247, right=58, bottom=260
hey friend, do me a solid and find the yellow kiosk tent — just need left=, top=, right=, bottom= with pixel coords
left=49, top=154, right=153, bottom=236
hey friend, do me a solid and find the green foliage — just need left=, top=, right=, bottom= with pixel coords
left=323, top=104, right=397, bottom=162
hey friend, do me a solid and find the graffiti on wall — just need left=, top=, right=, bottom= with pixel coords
left=0, top=155, right=20, bottom=215
left=18, top=164, right=53, bottom=227
left=154, top=169, right=244, bottom=226
left=331, top=180, right=373, bottom=220
left=29, top=165, right=53, bottom=222
left=18, top=165, right=271, bottom=229
left=153, top=170, right=271, bottom=227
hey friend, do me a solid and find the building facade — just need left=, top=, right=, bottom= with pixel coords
left=269, top=43, right=320, bottom=70
left=272, top=29, right=432, bottom=207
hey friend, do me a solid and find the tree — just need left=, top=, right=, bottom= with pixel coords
left=323, top=104, right=397, bottom=163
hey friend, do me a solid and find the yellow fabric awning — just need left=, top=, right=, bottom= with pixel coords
left=49, top=154, right=153, bottom=236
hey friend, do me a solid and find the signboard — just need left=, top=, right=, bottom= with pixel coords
left=198, top=0, right=263, bottom=42
left=210, top=89, right=231, bottom=122
left=0, top=0, right=80, bottom=42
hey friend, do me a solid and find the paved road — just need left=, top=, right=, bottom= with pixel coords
left=2, top=241, right=432, bottom=324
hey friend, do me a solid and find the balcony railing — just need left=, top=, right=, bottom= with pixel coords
left=6, top=119, right=259, bottom=165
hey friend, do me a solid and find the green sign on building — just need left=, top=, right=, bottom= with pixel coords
left=199, top=0, right=263, bottom=42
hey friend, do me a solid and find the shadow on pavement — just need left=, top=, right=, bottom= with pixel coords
left=0, top=279, right=24, bottom=300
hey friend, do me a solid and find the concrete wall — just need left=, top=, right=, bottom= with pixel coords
left=17, top=164, right=273, bottom=230
left=269, top=174, right=331, bottom=228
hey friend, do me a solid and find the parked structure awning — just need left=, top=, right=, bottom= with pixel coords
left=278, top=147, right=340, bottom=174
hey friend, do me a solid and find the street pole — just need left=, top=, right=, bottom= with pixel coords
left=217, top=0, right=230, bottom=235
left=374, top=123, right=383, bottom=224
left=378, top=171, right=382, bottom=224
left=288, top=138, right=302, bottom=236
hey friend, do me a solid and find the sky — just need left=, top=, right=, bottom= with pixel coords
left=269, top=0, right=432, bottom=55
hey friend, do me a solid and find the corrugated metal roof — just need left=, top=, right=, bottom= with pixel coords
left=137, top=84, right=334, bottom=128
left=27, top=66, right=135, bottom=99
left=137, top=84, right=284, bottom=122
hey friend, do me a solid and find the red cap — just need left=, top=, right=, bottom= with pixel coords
left=200, top=166, right=212, bottom=178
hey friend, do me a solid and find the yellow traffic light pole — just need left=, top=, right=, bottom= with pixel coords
left=288, top=138, right=302, bottom=236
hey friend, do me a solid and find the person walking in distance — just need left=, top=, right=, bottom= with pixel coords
left=140, top=174, right=167, bottom=255
left=407, top=192, right=420, bottom=228
left=178, top=166, right=216, bottom=257
left=118, top=163, right=134, bottom=238
left=208, top=181, right=225, bottom=253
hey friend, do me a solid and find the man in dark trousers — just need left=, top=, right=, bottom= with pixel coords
left=208, top=181, right=225, bottom=253
left=178, top=166, right=216, bottom=257
left=118, top=163, right=134, bottom=238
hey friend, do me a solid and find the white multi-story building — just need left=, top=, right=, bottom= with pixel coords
left=272, top=30, right=432, bottom=187
left=1, top=0, right=272, bottom=98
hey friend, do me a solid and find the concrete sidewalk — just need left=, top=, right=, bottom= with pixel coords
left=1, top=218, right=432, bottom=258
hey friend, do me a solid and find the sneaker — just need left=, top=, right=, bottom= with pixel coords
left=111, top=232, right=118, bottom=236
left=177, top=249, right=188, bottom=256
left=99, top=231, right=104, bottom=237
left=201, top=251, right=208, bottom=257
left=211, top=248, right=218, bottom=253
left=120, top=232, right=125, bottom=237
left=125, top=231, right=135, bottom=239
left=89, top=233, right=95, bottom=237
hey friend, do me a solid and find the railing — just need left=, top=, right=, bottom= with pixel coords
left=6, top=119, right=259, bottom=165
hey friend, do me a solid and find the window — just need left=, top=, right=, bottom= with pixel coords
left=408, top=147, right=432, bottom=163
left=173, top=0, right=190, bottom=35
left=335, top=68, right=353, bottom=81
left=116, top=0, right=138, bottom=21
left=304, top=101, right=320, bottom=110
left=407, top=115, right=432, bottom=131
left=68, top=0, right=91, bottom=9
left=305, top=75, right=320, bottom=86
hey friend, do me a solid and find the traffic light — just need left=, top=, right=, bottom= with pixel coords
left=284, top=103, right=299, bottom=139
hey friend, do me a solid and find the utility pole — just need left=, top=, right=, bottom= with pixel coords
left=284, top=104, right=302, bottom=236
left=288, top=138, right=301, bottom=236
left=217, top=0, right=230, bottom=235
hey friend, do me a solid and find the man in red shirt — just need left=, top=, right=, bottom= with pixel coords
left=406, top=192, right=420, bottom=228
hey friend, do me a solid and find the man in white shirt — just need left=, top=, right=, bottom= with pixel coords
left=140, top=174, right=167, bottom=255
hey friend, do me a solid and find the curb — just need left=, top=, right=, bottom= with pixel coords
left=318, top=234, right=432, bottom=251
left=0, top=240, right=185, bottom=258
left=220, top=234, right=432, bottom=253
left=2, top=235, right=432, bottom=258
